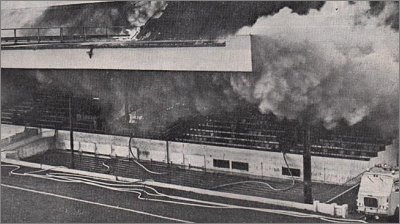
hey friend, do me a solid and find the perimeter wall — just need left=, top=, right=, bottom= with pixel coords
left=1, top=124, right=397, bottom=184
left=54, top=129, right=398, bottom=184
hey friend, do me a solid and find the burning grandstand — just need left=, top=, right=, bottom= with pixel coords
left=1, top=1, right=399, bottom=186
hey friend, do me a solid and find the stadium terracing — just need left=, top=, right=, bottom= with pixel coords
left=1, top=30, right=392, bottom=158
left=1, top=2, right=398, bottom=185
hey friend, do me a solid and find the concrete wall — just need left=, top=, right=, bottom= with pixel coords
left=54, top=129, right=399, bottom=184
left=167, top=141, right=379, bottom=184
left=15, top=137, right=55, bottom=159
left=1, top=124, right=25, bottom=139
left=1, top=125, right=56, bottom=159
left=4, top=124, right=395, bottom=184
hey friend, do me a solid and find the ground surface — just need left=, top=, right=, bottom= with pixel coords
left=1, top=164, right=332, bottom=223
left=25, top=150, right=352, bottom=203
left=0, top=149, right=379, bottom=223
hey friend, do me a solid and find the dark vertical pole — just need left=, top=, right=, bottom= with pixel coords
left=69, top=95, right=75, bottom=169
left=303, top=124, right=313, bottom=204
left=396, top=139, right=399, bottom=166
left=13, top=29, right=17, bottom=44
left=37, top=28, right=40, bottom=43
left=125, top=82, right=130, bottom=124
left=166, top=140, right=170, bottom=164
left=60, top=27, right=64, bottom=43
left=137, top=146, right=140, bottom=161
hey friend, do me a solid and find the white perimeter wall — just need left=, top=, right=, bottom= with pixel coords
left=1, top=124, right=25, bottom=139
left=2, top=124, right=397, bottom=184
left=53, top=129, right=399, bottom=184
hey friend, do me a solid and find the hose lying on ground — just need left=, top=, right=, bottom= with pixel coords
left=1, top=164, right=366, bottom=223
left=209, top=151, right=295, bottom=192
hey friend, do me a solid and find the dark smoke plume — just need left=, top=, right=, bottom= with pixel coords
left=368, top=1, right=399, bottom=30
left=2, top=69, right=246, bottom=135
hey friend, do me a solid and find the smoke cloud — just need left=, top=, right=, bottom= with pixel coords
left=1, top=1, right=167, bottom=38
left=1, top=6, right=46, bottom=30
left=121, top=1, right=168, bottom=40
left=2, top=1, right=398, bottom=139
left=124, top=1, right=167, bottom=27
left=231, top=1, right=399, bottom=136
left=3, top=69, right=241, bottom=135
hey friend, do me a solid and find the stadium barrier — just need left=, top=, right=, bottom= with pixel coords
left=1, top=157, right=348, bottom=218
left=0, top=128, right=38, bottom=147
left=1, top=127, right=55, bottom=159
left=0, top=124, right=25, bottom=139
left=2, top=124, right=396, bottom=185
left=51, top=129, right=390, bottom=184
left=313, top=201, right=348, bottom=218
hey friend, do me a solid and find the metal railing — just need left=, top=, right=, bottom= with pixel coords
left=1, top=26, right=129, bottom=44
left=1, top=26, right=227, bottom=48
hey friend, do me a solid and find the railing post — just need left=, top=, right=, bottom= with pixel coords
left=105, top=27, right=109, bottom=39
left=13, top=29, right=17, bottom=44
left=60, top=27, right=64, bottom=43
left=37, top=28, right=40, bottom=43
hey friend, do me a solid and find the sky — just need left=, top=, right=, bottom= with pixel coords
left=1, top=1, right=108, bottom=9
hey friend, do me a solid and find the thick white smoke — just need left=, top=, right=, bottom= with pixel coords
left=126, top=1, right=167, bottom=27
left=232, top=1, right=399, bottom=133
left=1, top=7, right=45, bottom=30
left=122, top=1, right=168, bottom=40
left=1, top=1, right=168, bottom=39
left=5, top=1, right=398, bottom=138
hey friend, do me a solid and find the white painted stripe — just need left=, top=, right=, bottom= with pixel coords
left=1, top=183, right=192, bottom=223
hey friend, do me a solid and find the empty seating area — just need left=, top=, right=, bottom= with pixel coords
left=1, top=89, right=104, bottom=133
left=1, top=87, right=388, bottom=161
left=1, top=100, right=35, bottom=125
left=171, top=113, right=387, bottom=161
left=173, top=115, right=291, bottom=151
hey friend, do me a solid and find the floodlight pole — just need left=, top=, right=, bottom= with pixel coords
left=69, top=94, right=75, bottom=169
left=303, top=124, right=313, bottom=204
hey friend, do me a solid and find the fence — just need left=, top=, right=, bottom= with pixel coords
left=1, top=26, right=128, bottom=44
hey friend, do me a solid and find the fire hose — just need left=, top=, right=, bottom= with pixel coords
left=209, top=151, right=295, bottom=191
left=128, top=136, right=168, bottom=175
left=1, top=164, right=367, bottom=223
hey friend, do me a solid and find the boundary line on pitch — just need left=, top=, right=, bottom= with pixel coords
left=1, top=158, right=314, bottom=211
left=1, top=183, right=192, bottom=223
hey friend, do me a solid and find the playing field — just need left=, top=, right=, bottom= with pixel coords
left=2, top=163, right=364, bottom=223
